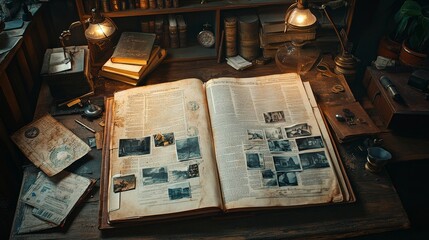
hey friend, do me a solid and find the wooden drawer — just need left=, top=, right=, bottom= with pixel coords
left=363, top=67, right=429, bottom=131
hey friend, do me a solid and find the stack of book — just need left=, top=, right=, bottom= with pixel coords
left=99, top=32, right=167, bottom=86
left=258, top=6, right=316, bottom=58
left=258, top=5, right=350, bottom=58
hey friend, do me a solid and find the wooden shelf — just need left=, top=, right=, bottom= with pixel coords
left=74, top=0, right=354, bottom=61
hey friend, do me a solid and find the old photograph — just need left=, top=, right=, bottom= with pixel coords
left=113, top=174, right=136, bottom=193
left=119, top=136, right=151, bottom=157
left=168, top=182, right=191, bottom=200
left=277, top=172, right=298, bottom=187
left=264, top=127, right=283, bottom=140
left=263, top=111, right=286, bottom=123
left=261, top=169, right=278, bottom=187
left=170, top=164, right=199, bottom=181
left=153, top=132, right=175, bottom=147
left=176, top=137, right=202, bottom=161
left=246, top=153, right=264, bottom=169
left=268, top=139, right=292, bottom=152
left=188, top=163, right=199, bottom=178
left=285, top=123, right=312, bottom=138
left=300, top=151, right=330, bottom=169
left=273, top=155, right=302, bottom=172
left=247, top=129, right=264, bottom=140
left=296, top=136, right=324, bottom=151
left=142, top=167, right=168, bottom=185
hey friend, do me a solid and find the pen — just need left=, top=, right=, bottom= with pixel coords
left=75, top=119, right=96, bottom=133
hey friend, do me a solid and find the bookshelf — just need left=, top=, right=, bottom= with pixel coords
left=74, top=0, right=355, bottom=61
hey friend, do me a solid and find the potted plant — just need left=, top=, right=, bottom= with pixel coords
left=398, top=1, right=429, bottom=67
left=377, top=0, right=423, bottom=60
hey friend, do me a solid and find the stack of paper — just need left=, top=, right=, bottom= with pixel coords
left=17, top=170, right=95, bottom=233
left=226, top=55, right=253, bottom=70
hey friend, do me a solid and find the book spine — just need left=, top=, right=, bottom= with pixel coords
left=165, top=0, right=172, bottom=8
left=168, top=14, right=179, bottom=48
left=156, top=0, right=164, bottom=9
left=238, top=14, right=260, bottom=61
left=100, top=0, right=111, bottom=13
left=128, top=0, right=135, bottom=9
left=140, top=0, right=149, bottom=9
left=155, top=15, right=164, bottom=46
left=173, top=0, right=179, bottom=8
left=120, top=0, right=127, bottom=10
left=149, top=19, right=155, bottom=33
left=135, top=0, right=140, bottom=8
left=141, top=20, right=150, bottom=33
left=176, top=15, right=187, bottom=48
left=111, top=0, right=120, bottom=11
left=163, top=18, right=170, bottom=48
left=224, top=16, right=237, bottom=57
left=149, top=0, right=156, bottom=9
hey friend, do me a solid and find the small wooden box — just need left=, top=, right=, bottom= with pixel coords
left=40, top=46, right=93, bottom=100
left=363, top=67, right=429, bottom=131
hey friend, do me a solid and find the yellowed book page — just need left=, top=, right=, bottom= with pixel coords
left=11, top=114, right=91, bottom=177
left=205, top=73, right=343, bottom=210
left=108, top=78, right=222, bottom=222
left=102, top=59, right=144, bottom=79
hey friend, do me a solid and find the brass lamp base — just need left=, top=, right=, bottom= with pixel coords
left=334, top=52, right=358, bottom=77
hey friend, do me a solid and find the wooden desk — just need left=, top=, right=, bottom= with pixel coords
left=10, top=57, right=410, bottom=239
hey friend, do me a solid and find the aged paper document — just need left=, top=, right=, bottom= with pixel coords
left=21, top=170, right=94, bottom=225
left=11, top=114, right=91, bottom=176
left=205, top=73, right=344, bottom=209
left=108, top=78, right=222, bottom=222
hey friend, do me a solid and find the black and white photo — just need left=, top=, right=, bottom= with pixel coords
left=296, top=136, right=324, bottom=151
left=168, top=182, right=191, bottom=200
left=277, top=172, right=298, bottom=187
left=142, top=167, right=168, bottom=185
left=268, top=139, right=292, bottom=152
left=247, top=129, right=264, bottom=140
left=285, top=123, right=312, bottom=138
left=300, top=151, right=330, bottom=169
left=246, top=152, right=264, bottom=169
left=176, top=137, right=202, bottom=161
left=261, top=169, right=278, bottom=187
left=273, top=155, right=302, bottom=171
left=119, top=137, right=151, bottom=157
left=263, top=111, right=286, bottom=123
left=264, top=127, right=283, bottom=140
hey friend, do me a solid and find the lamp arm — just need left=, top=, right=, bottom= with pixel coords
left=59, top=21, right=85, bottom=60
left=322, top=4, right=346, bottom=53
left=284, top=2, right=298, bottom=33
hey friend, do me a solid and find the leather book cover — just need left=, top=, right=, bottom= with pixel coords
left=111, top=32, right=156, bottom=65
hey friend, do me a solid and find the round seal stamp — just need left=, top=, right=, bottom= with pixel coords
left=24, top=127, right=39, bottom=138
left=49, top=145, right=73, bottom=167
left=187, top=101, right=199, bottom=111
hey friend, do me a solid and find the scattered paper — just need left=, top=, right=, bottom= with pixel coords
left=21, top=171, right=93, bottom=225
left=226, top=55, right=253, bottom=70
left=11, top=114, right=91, bottom=176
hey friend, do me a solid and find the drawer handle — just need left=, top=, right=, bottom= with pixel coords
left=372, top=91, right=381, bottom=103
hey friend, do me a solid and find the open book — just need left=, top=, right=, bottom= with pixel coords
left=101, top=73, right=354, bottom=227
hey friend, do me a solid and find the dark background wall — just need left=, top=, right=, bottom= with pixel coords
left=4, top=0, right=428, bottom=239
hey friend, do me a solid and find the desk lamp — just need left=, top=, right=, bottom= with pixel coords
left=319, top=1, right=358, bottom=79
left=276, top=0, right=358, bottom=78
left=275, top=0, right=319, bottom=75
left=59, top=8, right=117, bottom=68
